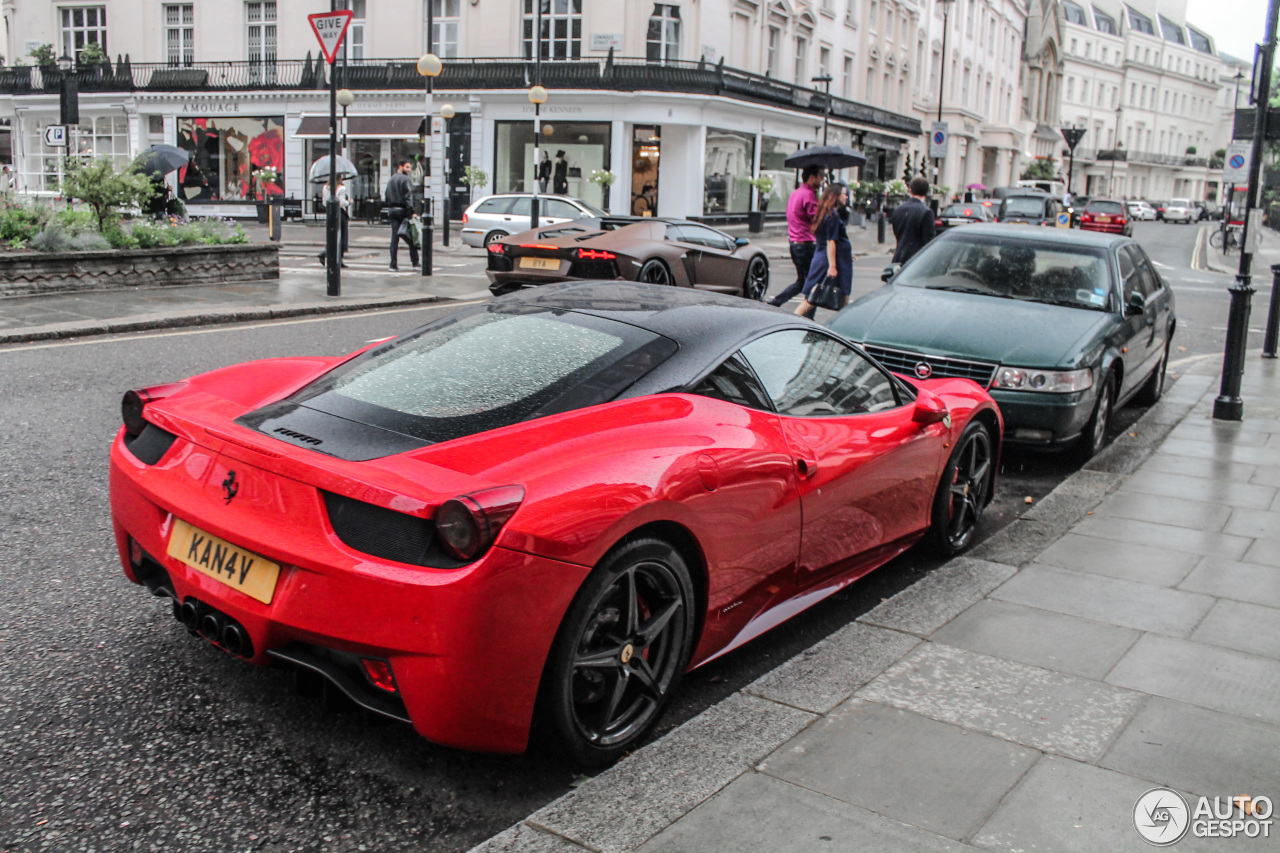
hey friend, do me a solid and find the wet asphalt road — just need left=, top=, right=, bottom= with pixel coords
left=0, top=221, right=1238, bottom=852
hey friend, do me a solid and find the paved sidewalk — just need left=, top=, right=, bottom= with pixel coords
left=474, top=358, right=1280, bottom=853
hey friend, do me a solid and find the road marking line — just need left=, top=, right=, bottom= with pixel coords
left=0, top=300, right=486, bottom=353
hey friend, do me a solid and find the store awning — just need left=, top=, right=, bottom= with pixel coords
left=294, top=115, right=423, bottom=139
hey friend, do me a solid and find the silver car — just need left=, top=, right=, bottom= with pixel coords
left=1163, top=198, right=1194, bottom=223
left=460, top=194, right=607, bottom=248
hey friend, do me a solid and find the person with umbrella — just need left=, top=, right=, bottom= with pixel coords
left=318, top=176, right=350, bottom=268
left=794, top=183, right=854, bottom=319
left=133, top=145, right=191, bottom=218
left=768, top=165, right=823, bottom=307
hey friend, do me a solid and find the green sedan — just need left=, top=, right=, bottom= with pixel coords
left=830, top=225, right=1175, bottom=458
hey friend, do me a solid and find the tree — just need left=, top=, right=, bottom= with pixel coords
left=1021, top=157, right=1057, bottom=181
left=60, top=159, right=155, bottom=232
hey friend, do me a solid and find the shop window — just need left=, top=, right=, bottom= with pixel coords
left=493, top=121, right=610, bottom=208
left=759, top=136, right=803, bottom=210
left=165, top=5, right=194, bottom=66
left=176, top=116, right=284, bottom=202
left=61, top=6, right=107, bottom=60
left=427, top=0, right=459, bottom=58
left=646, top=5, right=681, bottom=63
left=704, top=128, right=755, bottom=215
left=522, top=0, right=582, bottom=61
left=73, top=115, right=130, bottom=168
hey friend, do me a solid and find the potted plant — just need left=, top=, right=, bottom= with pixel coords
left=745, top=175, right=775, bottom=232
left=588, top=168, right=616, bottom=210
left=253, top=168, right=278, bottom=220
left=461, top=165, right=489, bottom=203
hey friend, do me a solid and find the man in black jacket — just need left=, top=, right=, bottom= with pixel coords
left=889, top=177, right=936, bottom=264
left=385, top=160, right=419, bottom=271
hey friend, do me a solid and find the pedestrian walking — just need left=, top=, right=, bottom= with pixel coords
left=768, top=165, right=823, bottom=307
left=888, top=177, right=936, bottom=265
left=795, top=183, right=854, bottom=319
left=385, top=160, right=419, bottom=271
left=553, top=151, right=569, bottom=195
left=319, top=177, right=350, bottom=268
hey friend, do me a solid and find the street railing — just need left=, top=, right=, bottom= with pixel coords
left=0, top=54, right=921, bottom=137
left=1069, top=147, right=1209, bottom=168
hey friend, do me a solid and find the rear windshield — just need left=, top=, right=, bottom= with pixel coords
left=1087, top=201, right=1124, bottom=214
left=1002, top=197, right=1046, bottom=216
left=281, top=307, right=677, bottom=443
left=894, top=235, right=1113, bottom=311
left=941, top=204, right=986, bottom=219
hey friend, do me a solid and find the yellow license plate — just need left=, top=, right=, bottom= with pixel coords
left=1097, top=215, right=1111, bottom=223
left=519, top=256, right=560, bottom=271
left=167, top=518, right=281, bottom=604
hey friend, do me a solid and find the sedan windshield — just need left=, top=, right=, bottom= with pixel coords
left=894, top=235, right=1113, bottom=310
left=282, top=307, right=677, bottom=443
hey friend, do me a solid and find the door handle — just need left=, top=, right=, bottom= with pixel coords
left=795, top=458, right=818, bottom=478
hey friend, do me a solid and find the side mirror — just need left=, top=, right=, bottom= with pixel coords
left=881, top=263, right=902, bottom=282
left=734, top=236, right=750, bottom=248
left=1125, top=291, right=1146, bottom=316
left=912, top=391, right=949, bottom=425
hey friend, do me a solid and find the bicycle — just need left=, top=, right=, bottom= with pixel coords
left=1209, top=224, right=1242, bottom=252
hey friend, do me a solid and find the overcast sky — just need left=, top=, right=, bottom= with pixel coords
left=1186, top=0, right=1268, bottom=60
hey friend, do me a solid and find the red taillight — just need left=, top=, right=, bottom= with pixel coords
left=576, top=248, right=616, bottom=260
left=487, top=242, right=505, bottom=254
left=121, top=382, right=188, bottom=438
left=1081, top=214, right=1092, bottom=222
left=1115, top=217, right=1126, bottom=225
left=934, top=219, right=944, bottom=226
left=434, top=485, right=525, bottom=562
left=461, top=212, right=469, bottom=224
left=963, top=208, right=973, bottom=216
left=360, top=658, right=398, bottom=693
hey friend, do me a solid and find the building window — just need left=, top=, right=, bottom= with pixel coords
left=1066, top=77, right=1075, bottom=101
left=1062, top=1, right=1086, bottom=25
left=523, top=0, right=582, bottom=61
left=842, top=54, right=854, bottom=97
left=343, top=0, right=365, bottom=60
left=1093, top=7, right=1117, bottom=34
left=1159, top=16, right=1186, bottom=45
left=704, top=128, right=755, bottom=214
left=246, top=2, right=277, bottom=66
left=165, top=4, right=194, bottom=66
left=177, top=115, right=285, bottom=201
left=766, top=26, right=780, bottom=76
left=74, top=115, right=130, bottom=168
left=818, top=46, right=830, bottom=78
left=1128, top=8, right=1155, bottom=35
left=426, top=0, right=459, bottom=57
left=845, top=0, right=858, bottom=26
left=794, top=36, right=807, bottom=83
left=1188, top=27, right=1212, bottom=54
left=61, top=6, right=107, bottom=60
left=646, top=5, right=681, bottom=63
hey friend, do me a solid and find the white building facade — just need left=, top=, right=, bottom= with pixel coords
left=1025, top=0, right=1228, bottom=202
left=0, top=0, right=925, bottom=219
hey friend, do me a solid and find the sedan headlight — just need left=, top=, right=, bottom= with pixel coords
left=992, top=366, right=1094, bottom=393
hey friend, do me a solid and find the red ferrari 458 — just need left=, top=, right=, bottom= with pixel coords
left=109, top=283, right=1001, bottom=765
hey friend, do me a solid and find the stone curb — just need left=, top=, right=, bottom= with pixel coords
left=0, top=293, right=450, bottom=345
left=468, top=371, right=1214, bottom=853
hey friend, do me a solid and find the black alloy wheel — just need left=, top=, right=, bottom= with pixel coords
left=1135, top=343, right=1169, bottom=406
left=929, top=421, right=994, bottom=556
left=540, top=537, right=695, bottom=766
left=744, top=256, right=770, bottom=301
left=1077, top=371, right=1114, bottom=461
left=483, top=230, right=508, bottom=247
left=638, top=259, right=672, bottom=285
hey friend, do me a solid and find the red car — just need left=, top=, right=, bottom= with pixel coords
left=109, top=283, right=1001, bottom=764
left=1079, top=199, right=1132, bottom=236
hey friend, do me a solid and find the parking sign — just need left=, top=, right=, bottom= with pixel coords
left=1223, top=141, right=1251, bottom=182
left=929, top=122, right=948, bottom=158
left=43, top=125, right=67, bottom=147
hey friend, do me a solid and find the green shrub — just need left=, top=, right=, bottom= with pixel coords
left=0, top=203, right=49, bottom=247
left=30, top=224, right=110, bottom=252
left=60, top=158, right=155, bottom=231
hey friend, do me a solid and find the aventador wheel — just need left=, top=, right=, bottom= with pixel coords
left=744, top=256, right=770, bottom=301
left=638, top=259, right=672, bottom=285
left=540, top=537, right=695, bottom=767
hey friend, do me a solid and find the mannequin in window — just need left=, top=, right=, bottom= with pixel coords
left=553, top=150, right=569, bottom=194
left=538, top=152, right=551, bottom=193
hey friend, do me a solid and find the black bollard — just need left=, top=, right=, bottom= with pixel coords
left=877, top=211, right=887, bottom=244
left=421, top=210, right=434, bottom=277
left=442, top=198, right=450, bottom=248
left=1264, top=264, right=1280, bottom=359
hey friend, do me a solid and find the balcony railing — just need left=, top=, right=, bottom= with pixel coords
left=0, top=54, right=922, bottom=137
left=1074, top=147, right=1209, bottom=168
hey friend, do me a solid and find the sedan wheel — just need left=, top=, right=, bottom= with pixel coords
left=744, top=256, right=769, bottom=301
left=638, top=259, right=672, bottom=285
left=483, top=230, right=509, bottom=247
left=929, top=421, right=993, bottom=556
left=541, top=538, right=695, bottom=766
left=1076, top=372, right=1114, bottom=461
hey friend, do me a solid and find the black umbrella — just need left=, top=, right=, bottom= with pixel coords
left=784, top=145, right=867, bottom=170
left=132, top=144, right=190, bottom=178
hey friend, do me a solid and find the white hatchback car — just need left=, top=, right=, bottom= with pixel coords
left=460, top=194, right=607, bottom=248
left=1127, top=200, right=1157, bottom=221
left=1163, top=198, right=1195, bottom=223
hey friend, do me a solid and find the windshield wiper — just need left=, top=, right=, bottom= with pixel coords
left=927, top=285, right=1009, bottom=297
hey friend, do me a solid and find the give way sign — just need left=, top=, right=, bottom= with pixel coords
left=308, top=10, right=354, bottom=65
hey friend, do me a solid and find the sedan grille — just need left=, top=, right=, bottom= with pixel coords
left=862, top=345, right=997, bottom=387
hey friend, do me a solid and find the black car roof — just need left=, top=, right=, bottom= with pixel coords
left=940, top=222, right=1127, bottom=249
left=495, top=281, right=818, bottom=394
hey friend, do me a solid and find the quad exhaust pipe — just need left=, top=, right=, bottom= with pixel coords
left=173, top=597, right=253, bottom=658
